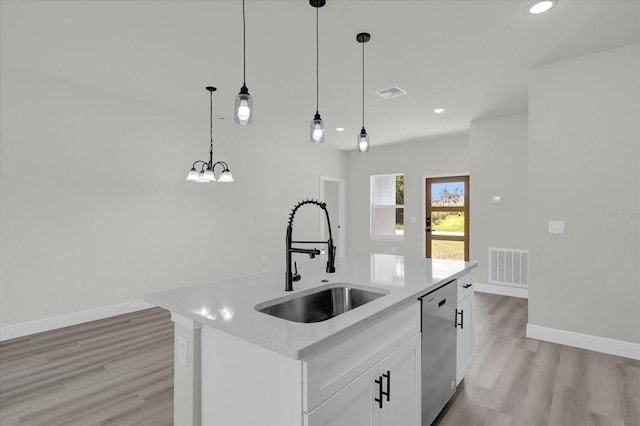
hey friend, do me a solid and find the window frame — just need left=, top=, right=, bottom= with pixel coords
left=369, top=173, right=405, bottom=241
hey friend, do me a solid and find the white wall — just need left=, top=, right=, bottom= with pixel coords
left=528, top=44, right=640, bottom=344
left=0, top=68, right=348, bottom=328
left=346, top=134, right=470, bottom=257
left=469, top=114, right=528, bottom=287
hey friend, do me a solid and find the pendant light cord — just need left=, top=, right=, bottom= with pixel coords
left=242, top=0, right=246, bottom=85
left=316, top=6, right=319, bottom=113
left=362, top=40, right=365, bottom=128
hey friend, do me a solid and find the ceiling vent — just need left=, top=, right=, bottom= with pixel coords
left=375, top=86, right=407, bottom=99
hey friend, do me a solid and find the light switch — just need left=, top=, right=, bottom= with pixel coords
left=178, top=336, right=188, bottom=366
left=492, top=195, right=502, bottom=204
left=548, top=220, right=564, bottom=234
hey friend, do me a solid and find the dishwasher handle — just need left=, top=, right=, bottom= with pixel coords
left=455, top=309, right=464, bottom=329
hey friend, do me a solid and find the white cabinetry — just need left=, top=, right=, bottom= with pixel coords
left=456, top=274, right=474, bottom=385
left=305, top=334, right=420, bottom=426
left=201, top=302, right=421, bottom=426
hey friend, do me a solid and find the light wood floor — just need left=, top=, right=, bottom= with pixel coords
left=0, top=308, right=174, bottom=425
left=434, top=293, right=640, bottom=426
left=1, top=294, right=638, bottom=425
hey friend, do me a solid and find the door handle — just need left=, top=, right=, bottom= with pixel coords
left=374, top=376, right=384, bottom=408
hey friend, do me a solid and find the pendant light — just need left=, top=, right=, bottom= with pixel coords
left=357, top=32, right=370, bottom=153
left=186, top=86, right=234, bottom=183
left=309, top=0, right=325, bottom=143
left=234, top=0, right=253, bottom=125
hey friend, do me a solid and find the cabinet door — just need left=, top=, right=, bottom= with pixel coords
left=305, top=369, right=374, bottom=426
left=456, top=295, right=474, bottom=385
left=376, top=334, right=421, bottom=426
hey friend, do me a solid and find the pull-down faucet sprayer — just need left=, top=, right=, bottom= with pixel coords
left=285, top=199, right=336, bottom=291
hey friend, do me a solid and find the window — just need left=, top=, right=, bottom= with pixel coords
left=370, top=174, right=404, bottom=239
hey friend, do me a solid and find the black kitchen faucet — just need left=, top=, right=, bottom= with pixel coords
left=285, top=199, right=336, bottom=291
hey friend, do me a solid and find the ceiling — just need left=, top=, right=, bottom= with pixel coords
left=2, top=0, right=639, bottom=151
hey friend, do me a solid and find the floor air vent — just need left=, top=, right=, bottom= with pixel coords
left=489, top=248, right=528, bottom=287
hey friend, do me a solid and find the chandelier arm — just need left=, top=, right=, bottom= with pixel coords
left=212, top=161, right=229, bottom=174
left=192, top=160, right=208, bottom=169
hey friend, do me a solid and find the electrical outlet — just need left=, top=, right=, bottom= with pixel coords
left=139, top=272, right=148, bottom=282
left=548, top=220, right=564, bottom=234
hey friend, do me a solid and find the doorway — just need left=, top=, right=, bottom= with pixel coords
left=425, top=176, right=469, bottom=261
left=320, top=176, right=346, bottom=258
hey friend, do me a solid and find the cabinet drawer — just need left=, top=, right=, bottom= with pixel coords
left=303, top=302, right=420, bottom=413
left=457, top=274, right=473, bottom=302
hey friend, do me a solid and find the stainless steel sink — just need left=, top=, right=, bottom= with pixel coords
left=256, top=284, right=388, bottom=323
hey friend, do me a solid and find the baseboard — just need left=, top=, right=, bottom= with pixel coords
left=0, top=299, right=154, bottom=342
left=526, top=323, right=640, bottom=360
left=474, top=282, right=528, bottom=299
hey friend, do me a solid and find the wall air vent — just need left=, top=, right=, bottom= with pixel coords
left=489, top=247, right=529, bottom=287
left=375, top=86, right=407, bottom=99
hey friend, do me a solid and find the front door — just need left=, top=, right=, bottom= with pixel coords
left=425, top=176, right=469, bottom=261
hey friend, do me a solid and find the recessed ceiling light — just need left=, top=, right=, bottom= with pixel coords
left=434, top=108, right=445, bottom=114
left=336, top=127, right=345, bottom=132
left=527, top=0, right=556, bottom=15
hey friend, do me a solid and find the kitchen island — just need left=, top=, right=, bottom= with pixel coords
left=146, top=254, right=477, bottom=426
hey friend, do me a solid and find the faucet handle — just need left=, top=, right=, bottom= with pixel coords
left=293, top=262, right=301, bottom=282
left=326, top=245, right=336, bottom=273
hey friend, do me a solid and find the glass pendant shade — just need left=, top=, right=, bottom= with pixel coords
left=196, top=171, right=207, bottom=183
left=234, top=86, right=253, bottom=125
left=186, top=168, right=199, bottom=181
left=311, top=112, right=325, bottom=143
left=357, top=128, right=369, bottom=153
left=218, top=169, right=235, bottom=183
left=202, top=168, right=215, bottom=182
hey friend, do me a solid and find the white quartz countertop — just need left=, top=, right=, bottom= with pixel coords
left=145, top=254, right=477, bottom=360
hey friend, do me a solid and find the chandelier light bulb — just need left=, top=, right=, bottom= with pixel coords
left=186, top=168, right=199, bottom=181
left=203, top=168, right=215, bottom=182
left=218, top=169, right=235, bottom=183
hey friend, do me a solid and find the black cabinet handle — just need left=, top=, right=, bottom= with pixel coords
left=463, top=283, right=472, bottom=289
left=382, top=370, right=391, bottom=402
left=455, top=309, right=464, bottom=329
left=374, top=376, right=383, bottom=408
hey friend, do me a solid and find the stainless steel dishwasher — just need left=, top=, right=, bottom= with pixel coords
left=419, top=279, right=457, bottom=426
